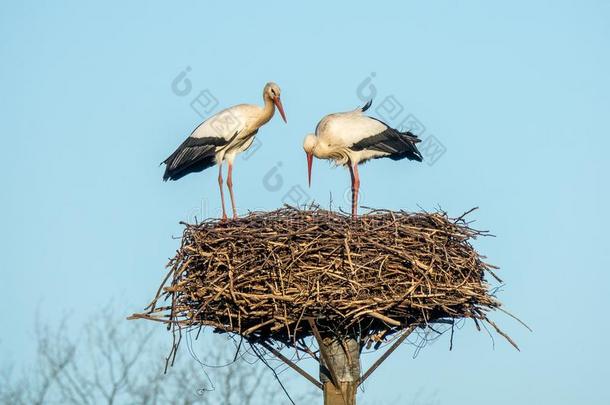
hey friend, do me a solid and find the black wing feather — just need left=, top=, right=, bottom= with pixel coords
left=351, top=125, right=423, bottom=162
left=162, top=136, right=228, bottom=181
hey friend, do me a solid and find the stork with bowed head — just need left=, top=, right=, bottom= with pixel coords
left=303, top=100, right=423, bottom=218
left=163, top=82, right=287, bottom=220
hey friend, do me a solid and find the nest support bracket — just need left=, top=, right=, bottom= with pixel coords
left=260, top=341, right=323, bottom=391
left=262, top=320, right=418, bottom=404
left=357, top=325, right=416, bottom=386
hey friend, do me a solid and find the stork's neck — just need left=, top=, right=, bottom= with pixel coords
left=254, top=94, right=275, bottom=128
left=313, top=141, right=333, bottom=159
left=314, top=142, right=350, bottom=166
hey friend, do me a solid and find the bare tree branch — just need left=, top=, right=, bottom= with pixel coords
left=2, top=305, right=317, bottom=405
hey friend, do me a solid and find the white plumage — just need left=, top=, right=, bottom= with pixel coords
left=303, top=100, right=423, bottom=218
left=163, top=82, right=287, bottom=220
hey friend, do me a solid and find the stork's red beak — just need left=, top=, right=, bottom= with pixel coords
left=306, top=152, right=313, bottom=187
left=273, top=97, right=287, bottom=123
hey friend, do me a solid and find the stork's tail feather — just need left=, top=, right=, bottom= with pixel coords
left=162, top=154, right=216, bottom=181
left=393, top=131, right=423, bottom=162
left=353, top=100, right=373, bottom=113
left=360, top=99, right=373, bottom=112
left=400, top=129, right=421, bottom=142
left=162, top=165, right=173, bottom=182
left=162, top=155, right=179, bottom=181
left=161, top=136, right=224, bottom=181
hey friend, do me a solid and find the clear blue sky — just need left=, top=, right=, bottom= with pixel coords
left=1, top=1, right=609, bottom=404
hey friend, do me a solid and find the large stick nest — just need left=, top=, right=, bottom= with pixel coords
left=132, top=207, right=514, bottom=348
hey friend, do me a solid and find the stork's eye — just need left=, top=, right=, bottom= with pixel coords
left=271, top=89, right=276, bottom=96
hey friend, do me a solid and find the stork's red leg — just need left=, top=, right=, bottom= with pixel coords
left=353, top=163, right=360, bottom=219
left=218, top=164, right=228, bottom=220
left=349, top=163, right=360, bottom=219
left=227, top=162, right=238, bottom=219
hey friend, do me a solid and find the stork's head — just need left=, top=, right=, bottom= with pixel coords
left=264, top=82, right=287, bottom=123
left=303, top=134, right=318, bottom=187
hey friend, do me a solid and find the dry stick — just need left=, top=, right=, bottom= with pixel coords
left=497, top=307, right=532, bottom=332
left=131, top=207, right=517, bottom=360
left=144, top=265, right=175, bottom=311
left=260, top=341, right=322, bottom=390
left=365, top=311, right=401, bottom=327
left=358, top=325, right=417, bottom=386
left=484, top=317, right=520, bottom=351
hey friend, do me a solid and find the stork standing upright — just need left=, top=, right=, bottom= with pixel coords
left=163, top=82, right=287, bottom=220
left=303, top=100, right=423, bottom=218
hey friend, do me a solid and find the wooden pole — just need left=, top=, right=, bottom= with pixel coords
left=319, top=336, right=360, bottom=405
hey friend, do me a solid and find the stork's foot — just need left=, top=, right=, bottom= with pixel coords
left=221, top=214, right=228, bottom=222
left=232, top=213, right=238, bottom=220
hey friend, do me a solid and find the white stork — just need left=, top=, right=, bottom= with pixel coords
left=163, top=82, right=287, bottom=220
left=303, top=100, right=423, bottom=218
